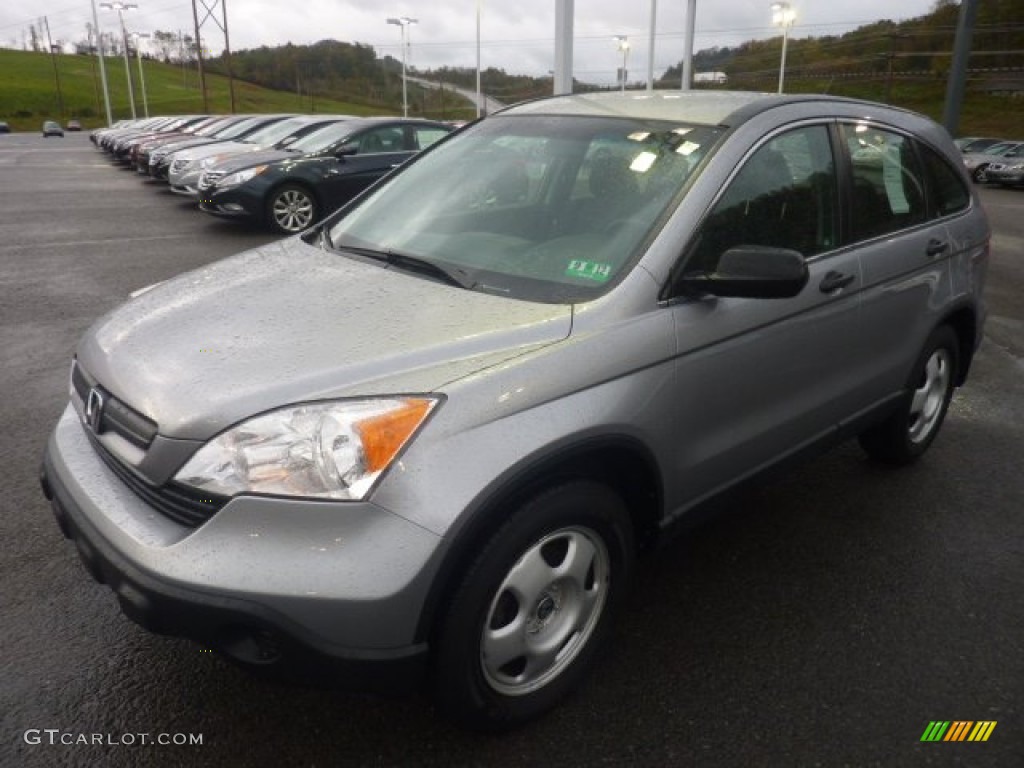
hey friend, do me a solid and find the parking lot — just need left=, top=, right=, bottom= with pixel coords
left=2, top=131, right=1022, bottom=766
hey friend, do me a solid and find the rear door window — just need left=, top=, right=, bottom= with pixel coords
left=840, top=123, right=927, bottom=241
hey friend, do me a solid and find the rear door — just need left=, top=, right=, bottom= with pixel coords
left=835, top=121, right=954, bottom=410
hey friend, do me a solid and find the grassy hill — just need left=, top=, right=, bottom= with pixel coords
left=0, top=48, right=473, bottom=131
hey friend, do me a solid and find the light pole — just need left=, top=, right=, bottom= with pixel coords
left=613, top=35, right=629, bottom=92
left=132, top=31, right=151, bottom=117
left=475, top=2, right=482, bottom=117
left=90, top=0, right=113, bottom=125
left=100, top=1, right=138, bottom=119
left=770, top=2, right=795, bottom=94
left=386, top=16, right=417, bottom=117
left=646, top=0, right=656, bottom=91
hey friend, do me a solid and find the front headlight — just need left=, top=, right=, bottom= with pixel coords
left=217, top=165, right=268, bottom=189
left=174, top=397, right=439, bottom=501
left=201, top=154, right=228, bottom=169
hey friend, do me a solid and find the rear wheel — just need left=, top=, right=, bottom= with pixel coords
left=433, top=481, right=634, bottom=730
left=859, top=325, right=959, bottom=464
left=266, top=184, right=318, bottom=234
left=972, top=165, right=990, bottom=183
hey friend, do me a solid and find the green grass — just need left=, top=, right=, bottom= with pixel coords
left=4, top=46, right=1019, bottom=137
left=0, top=48, right=473, bottom=130
left=715, top=71, right=1024, bottom=138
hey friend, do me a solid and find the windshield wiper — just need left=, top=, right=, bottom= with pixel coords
left=339, top=245, right=475, bottom=290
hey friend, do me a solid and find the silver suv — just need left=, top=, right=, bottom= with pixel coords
left=41, top=91, right=989, bottom=729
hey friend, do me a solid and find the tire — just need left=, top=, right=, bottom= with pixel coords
left=972, top=165, right=989, bottom=183
left=859, top=325, right=959, bottom=465
left=266, top=184, right=318, bottom=234
left=433, top=481, right=634, bottom=730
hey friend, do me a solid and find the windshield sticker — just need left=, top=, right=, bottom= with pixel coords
left=565, top=260, right=613, bottom=283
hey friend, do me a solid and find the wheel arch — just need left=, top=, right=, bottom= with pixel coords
left=414, top=434, right=664, bottom=645
left=940, top=304, right=978, bottom=386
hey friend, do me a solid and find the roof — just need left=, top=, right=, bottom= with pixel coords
left=500, top=90, right=778, bottom=126
left=498, top=90, right=937, bottom=134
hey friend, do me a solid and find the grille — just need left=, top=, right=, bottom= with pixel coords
left=89, top=432, right=227, bottom=528
left=71, top=359, right=226, bottom=528
left=198, top=170, right=224, bottom=190
left=71, top=361, right=157, bottom=449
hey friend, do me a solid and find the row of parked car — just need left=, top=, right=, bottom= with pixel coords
left=90, top=112, right=454, bottom=233
left=954, top=135, right=1024, bottom=187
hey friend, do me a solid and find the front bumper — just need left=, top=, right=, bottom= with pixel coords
left=40, top=405, right=442, bottom=692
left=985, top=168, right=1024, bottom=186
left=198, top=184, right=263, bottom=221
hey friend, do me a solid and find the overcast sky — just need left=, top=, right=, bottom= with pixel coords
left=1, top=0, right=941, bottom=85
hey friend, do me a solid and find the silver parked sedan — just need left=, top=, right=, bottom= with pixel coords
left=41, top=91, right=989, bottom=730
left=961, top=139, right=1024, bottom=183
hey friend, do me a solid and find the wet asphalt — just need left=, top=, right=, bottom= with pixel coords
left=1, top=132, right=1021, bottom=767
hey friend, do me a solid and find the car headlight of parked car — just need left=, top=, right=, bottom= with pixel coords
left=201, top=154, right=228, bottom=169
left=216, top=165, right=269, bottom=190
left=173, top=397, right=439, bottom=500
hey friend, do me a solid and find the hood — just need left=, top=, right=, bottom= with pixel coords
left=77, top=237, right=572, bottom=440
left=209, top=149, right=294, bottom=175
left=179, top=139, right=262, bottom=164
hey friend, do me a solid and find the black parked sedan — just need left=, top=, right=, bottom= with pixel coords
left=198, top=118, right=452, bottom=233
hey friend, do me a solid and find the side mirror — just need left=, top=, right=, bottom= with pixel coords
left=680, top=245, right=808, bottom=299
left=335, top=144, right=358, bottom=159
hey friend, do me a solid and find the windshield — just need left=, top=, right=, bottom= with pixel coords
left=216, top=116, right=274, bottom=140
left=984, top=142, right=1018, bottom=156
left=194, top=117, right=236, bottom=137
left=286, top=121, right=357, bottom=153
left=244, top=117, right=316, bottom=147
left=326, top=114, right=721, bottom=303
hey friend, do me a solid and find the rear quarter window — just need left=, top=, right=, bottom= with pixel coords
left=920, top=145, right=970, bottom=217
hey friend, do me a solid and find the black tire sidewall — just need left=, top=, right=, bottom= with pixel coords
left=433, top=481, right=634, bottom=730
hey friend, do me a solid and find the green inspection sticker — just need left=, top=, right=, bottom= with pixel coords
left=565, top=259, right=613, bottom=282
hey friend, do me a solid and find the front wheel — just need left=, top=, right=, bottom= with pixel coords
left=972, top=165, right=990, bottom=183
left=266, top=184, right=318, bottom=234
left=433, top=481, right=634, bottom=730
left=859, top=325, right=959, bottom=464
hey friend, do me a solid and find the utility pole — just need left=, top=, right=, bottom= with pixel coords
left=191, top=0, right=207, bottom=111
left=646, top=0, right=656, bottom=90
left=553, top=0, right=573, bottom=95
left=191, top=0, right=237, bottom=113
left=43, top=16, right=66, bottom=121
left=942, top=0, right=980, bottom=135
left=90, top=0, right=113, bottom=125
left=223, top=0, right=236, bottom=113
left=681, top=0, right=695, bottom=90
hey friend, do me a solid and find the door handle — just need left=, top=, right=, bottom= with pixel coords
left=926, top=238, right=949, bottom=257
left=819, top=270, right=855, bottom=293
